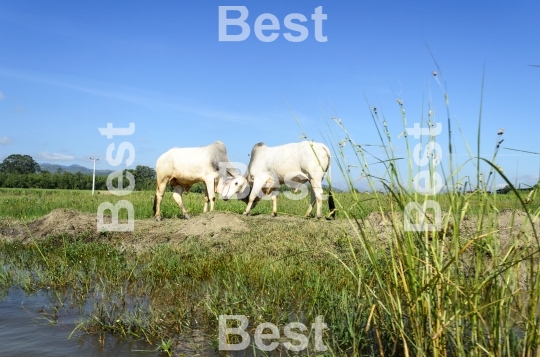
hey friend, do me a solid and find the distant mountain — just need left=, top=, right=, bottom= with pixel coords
left=39, top=163, right=113, bottom=176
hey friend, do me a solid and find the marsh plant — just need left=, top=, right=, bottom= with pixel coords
left=326, top=69, right=540, bottom=356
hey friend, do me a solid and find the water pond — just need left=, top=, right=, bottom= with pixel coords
left=0, top=287, right=163, bottom=357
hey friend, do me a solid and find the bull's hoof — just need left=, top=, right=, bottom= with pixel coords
left=155, top=216, right=162, bottom=222
left=271, top=212, right=277, bottom=217
left=326, top=210, right=337, bottom=220
left=242, top=212, right=249, bottom=216
left=316, top=215, right=322, bottom=219
left=184, top=214, right=191, bottom=220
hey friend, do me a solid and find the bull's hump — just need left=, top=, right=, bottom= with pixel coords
left=211, top=141, right=227, bottom=153
left=249, top=142, right=266, bottom=155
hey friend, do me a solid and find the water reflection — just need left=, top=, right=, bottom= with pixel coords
left=0, top=287, right=316, bottom=357
left=0, top=287, right=161, bottom=357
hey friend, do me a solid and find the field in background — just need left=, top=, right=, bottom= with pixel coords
left=0, top=187, right=538, bottom=221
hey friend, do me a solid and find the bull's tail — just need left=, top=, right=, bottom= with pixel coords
left=324, top=148, right=336, bottom=220
left=153, top=193, right=158, bottom=215
left=327, top=187, right=336, bottom=219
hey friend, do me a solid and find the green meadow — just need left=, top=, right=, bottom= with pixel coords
left=1, top=187, right=537, bottom=221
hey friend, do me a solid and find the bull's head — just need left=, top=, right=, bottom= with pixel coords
left=221, top=174, right=251, bottom=202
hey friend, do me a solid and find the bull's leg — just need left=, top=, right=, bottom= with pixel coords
left=243, top=177, right=266, bottom=215
left=243, top=193, right=257, bottom=215
left=310, top=175, right=325, bottom=219
left=305, top=185, right=316, bottom=217
left=154, top=179, right=168, bottom=221
left=270, top=190, right=279, bottom=217
left=202, top=182, right=210, bottom=213
left=172, top=185, right=191, bottom=219
left=204, top=176, right=217, bottom=212
left=203, top=193, right=209, bottom=213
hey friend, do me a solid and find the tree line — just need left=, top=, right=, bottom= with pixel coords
left=0, top=154, right=157, bottom=191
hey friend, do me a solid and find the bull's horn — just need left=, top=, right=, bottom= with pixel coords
left=226, top=169, right=239, bottom=177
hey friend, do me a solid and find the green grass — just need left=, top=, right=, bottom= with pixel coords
left=322, top=69, right=540, bottom=356
left=0, top=186, right=537, bottom=222
left=1, top=186, right=538, bottom=355
left=0, top=220, right=369, bottom=353
left=1, top=187, right=345, bottom=220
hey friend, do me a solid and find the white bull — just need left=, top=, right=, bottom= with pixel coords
left=221, top=141, right=335, bottom=219
left=153, top=141, right=238, bottom=221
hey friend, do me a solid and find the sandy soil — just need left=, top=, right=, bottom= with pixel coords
left=0, top=208, right=538, bottom=255
left=364, top=209, right=540, bottom=252
left=0, top=209, right=253, bottom=250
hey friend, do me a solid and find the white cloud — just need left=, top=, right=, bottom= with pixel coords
left=39, top=151, right=75, bottom=161
left=0, top=67, right=273, bottom=124
left=495, top=175, right=539, bottom=189
left=0, top=136, right=12, bottom=145
left=515, top=174, right=540, bottom=187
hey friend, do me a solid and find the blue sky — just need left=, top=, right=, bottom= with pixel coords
left=1, top=1, right=539, bottom=190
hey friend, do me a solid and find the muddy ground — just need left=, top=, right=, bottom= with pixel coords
left=0, top=209, right=539, bottom=255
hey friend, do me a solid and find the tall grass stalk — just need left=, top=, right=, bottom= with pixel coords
left=329, top=74, right=540, bottom=356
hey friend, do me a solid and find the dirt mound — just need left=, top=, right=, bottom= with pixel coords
left=0, top=209, right=98, bottom=243
left=30, top=209, right=97, bottom=239
left=180, top=212, right=249, bottom=237
left=1, top=208, right=538, bottom=254
left=0, top=209, right=251, bottom=250
left=362, top=209, right=540, bottom=252
left=127, top=212, right=251, bottom=251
